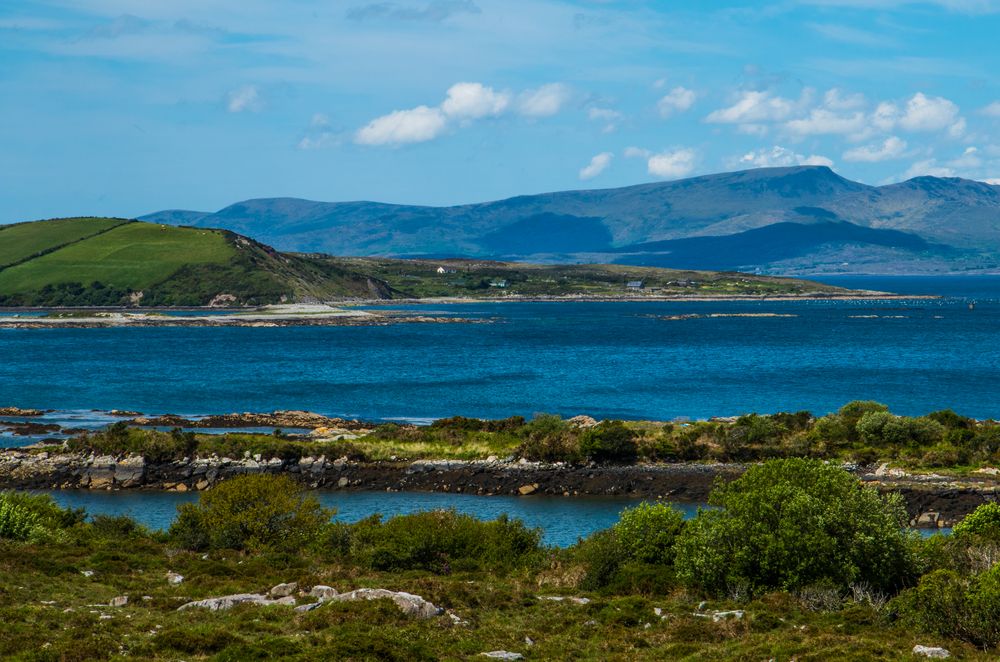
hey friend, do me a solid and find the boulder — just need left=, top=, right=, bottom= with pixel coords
left=309, top=585, right=339, bottom=600
left=518, top=484, right=538, bottom=496
left=480, top=652, right=524, bottom=660
left=567, top=415, right=598, bottom=428
left=326, top=588, right=442, bottom=618
left=177, top=593, right=297, bottom=611
left=912, top=645, right=951, bottom=659
left=166, top=572, right=184, bottom=585
left=109, top=596, right=128, bottom=608
left=269, top=582, right=298, bottom=599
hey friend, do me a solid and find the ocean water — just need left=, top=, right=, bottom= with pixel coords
left=2, top=276, right=1000, bottom=422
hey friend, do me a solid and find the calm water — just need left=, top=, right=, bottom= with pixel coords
left=45, top=490, right=689, bottom=547
left=2, top=276, right=1000, bottom=421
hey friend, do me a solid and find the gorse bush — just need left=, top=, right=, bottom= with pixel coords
left=674, top=459, right=915, bottom=596
left=169, top=474, right=332, bottom=552
left=343, top=509, right=542, bottom=574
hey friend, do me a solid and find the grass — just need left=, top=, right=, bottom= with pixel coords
left=0, top=217, right=129, bottom=269
left=328, top=257, right=852, bottom=299
left=0, top=223, right=234, bottom=293
left=0, top=529, right=989, bottom=661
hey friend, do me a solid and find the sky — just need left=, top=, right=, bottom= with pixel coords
left=1, top=0, right=1000, bottom=222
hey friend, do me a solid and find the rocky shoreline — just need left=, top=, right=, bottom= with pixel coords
left=0, top=450, right=993, bottom=528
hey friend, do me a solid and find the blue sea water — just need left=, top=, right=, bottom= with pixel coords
left=2, top=276, right=1000, bottom=421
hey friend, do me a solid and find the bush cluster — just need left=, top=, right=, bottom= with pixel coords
left=0, top=491, right=84, bottom=542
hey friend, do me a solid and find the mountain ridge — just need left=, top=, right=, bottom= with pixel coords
left=139, top=166, right=1000, bottom=274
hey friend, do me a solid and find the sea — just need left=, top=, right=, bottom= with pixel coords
left=1, top=274, right=995, bottom=541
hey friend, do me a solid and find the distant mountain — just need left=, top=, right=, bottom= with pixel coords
left=141, top=166, right=1000, bottom=274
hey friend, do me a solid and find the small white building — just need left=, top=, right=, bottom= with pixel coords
left=436, top=266, right=457, bottom=274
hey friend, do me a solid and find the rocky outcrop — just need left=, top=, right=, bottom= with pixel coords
left=321, top=589, right=442, bottom=618
left=126, top=410, right=371, bottom=431
left=177, top=593, right=296, bottom=611
left=0, top=407, right=46, bottom=417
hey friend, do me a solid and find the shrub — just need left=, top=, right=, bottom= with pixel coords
left=612, top=502, right=685, bottom=565
left=169, top=474, right=332, bottom=553
left=856, top=412, right=943, bottom=448
left=838, top=400, right=889, bottom=428
left=0, top=491, right=84, bottom=542
left=346, top=509, right=541, bottom=574
left=953, top=502, right=1000, bottom=542
left=580, top=421, right=638, bottom=464
left=893, top=565, right=1000, bottom=649
left=674, top=459, right=914, bottom=596
left=516, top=414, right=581, bottom=462
left=576, top=528, right=625, bottom=590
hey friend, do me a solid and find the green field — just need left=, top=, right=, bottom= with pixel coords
left=0, top=217, right=128, bottom=269
left=0, top=222, right=234, bottom=293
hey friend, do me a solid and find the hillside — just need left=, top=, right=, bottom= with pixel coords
left=141, top=166, right=1000, bottom=274
left=0, top=218, right=389, bottom=307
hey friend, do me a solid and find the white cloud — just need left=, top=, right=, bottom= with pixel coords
left=226, top=85, right=261, bottom=113
left=518, top=83, right=571, bottom=117
left=843, top=136, right=907, bottom=162
left=705, top=90, right=796, bottom=124
left=647, top=148, right=697, bottom=178
left=985, top=178, right=1000, bottom=185
left=623, top=146, right=651, bottom=159
left=298, top=113, right=340, bottom=150
left=949, top=146, right=982, bottom=168
left=785, top=108, right=867, bottom=136
left=355, top=105, right=447, bottom=145
left=897, top=92, right=962, bottom=133
left=441, top=82, right=509, bottom=119
left=579, top=152, right=613, bottom=180
left=738, top=146, right=833, bottom=168
left=983, top=101, right=1000, bottom=117
left=902, top=158, right=955, bottom=179
left=657, top=86, right=696, bottom=117
left=588, top=107, right=621, bottom=132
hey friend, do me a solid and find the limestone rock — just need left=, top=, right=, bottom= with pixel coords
left=177, top=593, right=297, bottom=611
left=480, top=652, right=524, bottom=660
left=109, top=596, right=128, bottom=608
left=166, top=572, right=184, bottom=585
left=912, top=645, right=951, bottom=659
left=269, top=582, right=298, bottom=599
left=326, top=588, right=442, bottom=618
left=309, top=585, right=339, bottom=600
left=518, top=484, right=538, bottom=495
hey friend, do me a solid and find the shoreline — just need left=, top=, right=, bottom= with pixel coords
left=0, top=450, right=990, bottom=528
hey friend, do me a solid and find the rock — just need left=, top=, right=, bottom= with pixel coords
left=166, top=572, right=184, bottom=585
left=974, top=467, right=1000, bottom=475
left=710, top=610, right=744, bottom=622
left=309, top=585, right=339, bottom=600
left=567, top=415, right=598, bottom=428
left=518, top=484, right=538, bottom=496
left=0, top=407, right=45, bottom=416
left=337, top=477, right=350, bottom=488
left=916, top=512, right=940, bottom=527
left=109, top=596, right=128, bottom=608
left=912, top=645, right=951, bottom=658
left=326, top=589, right=442, bottom=618
left=269, top=582, right=298, bottom=599
left=80, top=570, right=95, bottom=578
left=537, top=595, right=590, bottom=605
left=177, top=593, right=297, bottom=611
left=113, top=455, right=146, bottom=488
left=480, top=652, right=524, bottom=660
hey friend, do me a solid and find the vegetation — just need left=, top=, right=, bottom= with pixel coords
left=2, top=469, right=1000, bottom=659
left=328, top=255, right=851, bottom=299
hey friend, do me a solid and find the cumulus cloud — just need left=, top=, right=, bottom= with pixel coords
left=226, top=85, right=261, bottom=113
left=902, top=158, right=955, bottom=179
left=579, top=152, right=613, bottom=180
left=738, top=146, right=833, bottom=168
left=623, top=146, right=651, bottom=159
left=785, top=108, right=868, bottom=136
left=298, top=113, right=341, bottom=150
left=657, top=86, right=696, bottom=117
left=356, top=105, right=447, bottom=145
left=646, top=148, right=697, bottom=178
left=518, top=83, right=571, bottom=117
left=843, top=136, right=907, bottom=162
left=705, top=90, right=797, bottom=124
left=983, top=101, right=1000, bottom=117
left=891, top=92, right=963, bottom=133
left=355, top=81, right=567, bottom=146
left=441, top=82, right=509, bottom=119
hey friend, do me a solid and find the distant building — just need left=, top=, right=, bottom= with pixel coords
left=489, top=279, right=509, bottom=288
left=626, top=280, right=644, bottom=290
left=436, top=266, right=457, bottom=274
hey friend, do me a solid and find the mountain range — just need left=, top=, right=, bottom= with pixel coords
left=141, top=166, right=1000, bottom=275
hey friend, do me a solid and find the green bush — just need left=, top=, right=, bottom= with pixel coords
left=612, top=502, right=685, bottom=565
left=893, top=565, right=1000, bottom=649
left=169, top=474, right=332, bottom=553
left=953, top=502, right=1000, bottom=542
left=575, top=528, right=625, bottom=590
left=0, top=491, right=84, bottom=542
left=856, top=412, right=944, bottom=448
left=580, top=421, right=638, bottom=463
left=515, top=414, right=581, bottom=462
left=674, top=458, right=914, bottom=596
left=345, top=509, right=541, bottom=574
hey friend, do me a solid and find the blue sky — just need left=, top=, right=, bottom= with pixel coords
left=2, top=0, right=999, bottom=222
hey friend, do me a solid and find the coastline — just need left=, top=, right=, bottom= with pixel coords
left=0, top=450, right=989, bottom=528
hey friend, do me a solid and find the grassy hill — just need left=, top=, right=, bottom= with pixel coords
left=0, top=218, right=388, bottom=307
